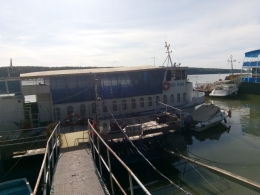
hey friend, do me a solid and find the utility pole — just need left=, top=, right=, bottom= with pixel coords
left=227, top=55, right=236, bottom=83
left=151, top=57, right=156, bottom=66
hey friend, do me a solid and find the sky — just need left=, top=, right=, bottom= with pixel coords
left=0, top=0, right=260, bottom=69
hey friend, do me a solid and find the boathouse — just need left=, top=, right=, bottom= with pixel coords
left=240, top=49, right=260, bottom=94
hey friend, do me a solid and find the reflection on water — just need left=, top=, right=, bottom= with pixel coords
left=107, top=94, right=260, bottom=195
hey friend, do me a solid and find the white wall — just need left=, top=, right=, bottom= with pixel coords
left=0, top=96, right=24, bottom=123
left=37, top=94, right=52, bottom=123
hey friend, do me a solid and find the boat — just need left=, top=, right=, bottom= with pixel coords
left=209, top=83, right=238, bottom=97
left=0, top=178, right=32, bottom=195
left=18, top=42, right=205, bottom=133
left=184, top=104, right=230, bottom=132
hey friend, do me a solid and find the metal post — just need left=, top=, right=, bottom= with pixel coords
left=92, top=130, right=96, bottom=161
left=55, top=126, right=58, bottom=165
left=97, top=137, right=102, bottom=176
left=107, top=148, right=115, bottom=195
left=43, top=156, right=47, bottom=192
left=51, top=137, right=54, bottom=169
left=47, top=143, right=51, bottom=194
left=129, top=173, right=134, bottom=195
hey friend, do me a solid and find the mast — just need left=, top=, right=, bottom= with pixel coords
left=165, top=42, right=174, bottom=67
left=227, top=55, right=236, bottom=83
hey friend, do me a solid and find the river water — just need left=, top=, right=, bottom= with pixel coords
left=110, top=74, right=260, bottom=195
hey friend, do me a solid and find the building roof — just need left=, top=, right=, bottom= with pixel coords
left=245, top=49, right=260, bottom=57
left=20, top=65, right=163, bottom=79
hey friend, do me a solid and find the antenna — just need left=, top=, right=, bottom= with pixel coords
left=151, top=57, right=156, bottom=66
left=227, top=55, right=236, bottom=83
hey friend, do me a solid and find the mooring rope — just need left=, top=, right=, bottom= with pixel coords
left=176, top=148, right=224, bottom=195
left=107, top=106, right=192, bottom=195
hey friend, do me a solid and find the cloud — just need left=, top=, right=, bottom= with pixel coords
left=0, top=0, right=260, bottom=68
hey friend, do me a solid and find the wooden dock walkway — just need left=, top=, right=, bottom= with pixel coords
left=51, top=144, right=109, bottom=195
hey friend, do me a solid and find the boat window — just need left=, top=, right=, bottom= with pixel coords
left=177, top=93, right=180, bottom=102
left=140, top=98, right=144, bottom=107
left=80, top=104, right=86, bottom=116
left=163, top=95, right=167, bottom=104
left=182, top=70, right=187, bottom=80
left=54, top=107, right=60, bottom=121
left=67, top=106, right=73, bottom=115
left=156, top=96, right=160, bottom=105
left=148, top=97, right=152, bottom=106
left=183, top=93, right=186, bottom=102
left=174, top=70, right=182, bottom=80
left=122, top=100, right=127, bottom=110
left=132, top=99, right=136, bottom=109
left=113, top=101, right=117, bottom=111
left=166, top=70, right=171, bottom=81
left=102, top=102, right=107, bottom=112
left=170, top=94, right=174, bottom=103
left=91, top=103, right=96, bottom=113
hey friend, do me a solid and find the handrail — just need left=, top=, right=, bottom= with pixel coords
left=157, top=101, right=183, bottom=128
left=88, top=120, right=151, bottom=195
left=32, top=122, right=60, bottom=195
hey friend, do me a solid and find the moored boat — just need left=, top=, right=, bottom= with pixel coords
left=19, top=43, right=205, bottom=133
left=0, top=178, right=32, bottom=195
left=184, top=104, right=230, bottom=132
left=209, top=83, right=238, bottom=97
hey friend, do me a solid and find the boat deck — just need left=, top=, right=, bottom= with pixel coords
left=51, top=144, right=108, bottom=195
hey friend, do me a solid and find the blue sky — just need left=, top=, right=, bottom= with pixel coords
left=0, top=0, right=259, bottom=69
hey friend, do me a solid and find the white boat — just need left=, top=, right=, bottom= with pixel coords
left=0, top=178, right=32, bottom=195
left=188, top=104, right=230, bottom=132
left=209, top=84, right=238, bottom=97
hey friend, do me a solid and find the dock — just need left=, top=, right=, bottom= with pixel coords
left=51, top=144, right=109, bottom=195
left=0, top=127, right=47, bottom=158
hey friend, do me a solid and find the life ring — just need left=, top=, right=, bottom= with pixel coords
left=89, top=119, right=97, bottom=137
left=66, top=113, right=81, bottom=125
left=163, top=81, right=170, bottom=91
left=227, top=109, right=232, bottom=118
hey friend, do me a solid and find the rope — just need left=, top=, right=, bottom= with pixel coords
left=53, top=86, right=93, bottom=103
left=176, top=148, right=224, bottom=195
left=106, top=106, right=192, bottom=195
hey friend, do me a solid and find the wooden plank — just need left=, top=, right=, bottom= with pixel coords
left=165, top=149, right=260, bottom=192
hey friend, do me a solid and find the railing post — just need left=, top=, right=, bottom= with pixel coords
left=92, top=131, right=96, bottom=161
left=55, top=126, right=58, bottom=165
left=51, top=137, right=54, bottom=170
left=47, top=143, right=51, bottom=195
left=107, top=148, right=115, bottom=195
left=43, top=154, right=47, bottom=194
left=129, top=173, right=134, bottom=195
left=97, top=137, right=102, bottom=177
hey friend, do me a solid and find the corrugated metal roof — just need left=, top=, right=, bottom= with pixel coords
left=20, top=65, right=163, bottom=79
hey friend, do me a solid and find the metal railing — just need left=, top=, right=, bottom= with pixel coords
left=32, top=122, right=60, bottom=195
left=157, top=101, right=183, bottom=128
left=88, top=120, right=151, bottom=195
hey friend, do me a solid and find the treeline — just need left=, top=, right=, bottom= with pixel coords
left=0, top=66, right=242, bottom=78
left=187, top=67, right=243, bottom=75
